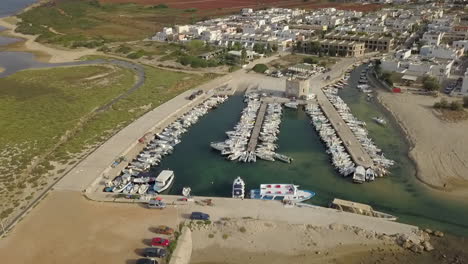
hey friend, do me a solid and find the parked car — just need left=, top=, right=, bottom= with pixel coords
left=143, top=247, right=167, bottom=258
left=154, top=225, right=174, bottom=235
left=148, top=200, right=166, bottom=209
left=190, top=211, right=210, bottom=220
left=136, top=258, right=157, bottom=264
left=151, top=237, right=171, bottom=247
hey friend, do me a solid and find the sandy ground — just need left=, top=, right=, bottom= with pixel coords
left=0, top=17, right=97, bottom=63
left=190, top=218, right=397, bottom=264
left=0, top=191, right=177, bottom=264
left=378, top=91, right=468, bottom=196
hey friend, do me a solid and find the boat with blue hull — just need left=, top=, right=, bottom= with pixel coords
left=250, top=184, right=315, bottom=202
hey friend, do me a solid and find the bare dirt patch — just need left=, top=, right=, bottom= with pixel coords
left=0, top=191, right=178, bottom=264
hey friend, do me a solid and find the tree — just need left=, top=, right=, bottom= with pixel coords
left=309, top=41, right=321, bottom=54
left=241, top=48, right=247, bottom=64
left=232, top=42, right=242, bottom=51
left=252, top=64, right=268, bottom=73
left=272, top=44, right=278, bottom=52
left=253, top=43, right=265, bottom=54
left=328, top=47, right=337, bottom=57
left=381, top=72, right=393, bottom=85
left=450, top=101, right=463, bottom=111
left=463, top=96, right=468, bottom=108
left=422, top=76, right=440, bottom=91
left=440, top=98, right=449, bottom=108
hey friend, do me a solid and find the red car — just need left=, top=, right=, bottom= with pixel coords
left=151, top=237, right=170, bottom=247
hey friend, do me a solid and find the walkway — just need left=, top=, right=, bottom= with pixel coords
left=247, top=102, right=267, bottom=152
left=315, top=88, right=374, bottom=168
left=309, top=56, right=375, bottom=168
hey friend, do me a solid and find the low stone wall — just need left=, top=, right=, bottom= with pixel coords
left=169, top=226, right=193, bottom=264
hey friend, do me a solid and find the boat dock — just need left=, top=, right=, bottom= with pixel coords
left=315, top=88, right=374, bottom=168
left=247, top=102, right=268, bottom=152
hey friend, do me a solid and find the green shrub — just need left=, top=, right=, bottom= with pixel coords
left=208, top=233, right=214, bottom=238
left=239, top=227, right=247, bottom=233
left=222, top=234, right=229, bottom=240
left=303, top=57, right=319, bottom=64
left=252, top=64, right=268, bottom=73
left=152, top=3, right=168, bottom=9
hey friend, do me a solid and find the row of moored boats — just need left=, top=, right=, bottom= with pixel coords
left=210, top=93, right=292, bottom=163
left=104, top=95, right=229, bottom=194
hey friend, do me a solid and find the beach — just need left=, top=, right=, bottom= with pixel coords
left=377, top=90, right=468, bottom=197
left=0, top=16, right=97, bottom=63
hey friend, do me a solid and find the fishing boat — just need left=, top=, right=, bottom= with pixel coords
left=232, top=177, right=245, bottom=199
left=250, top=184, right=315, bottom=202
left=352, top=166, right=366, bottom=184
left=329, top=198, right=397, bottom=221
left=153, top=170, right=175, bottom=193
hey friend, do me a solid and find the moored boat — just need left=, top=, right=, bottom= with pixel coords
left=352, top=166, right=366, bottom=183
left=153, top=170, right=175, bottom=193
left=232, top=177, right=245, bottom=199
left=329, top=198, right=397, bottom=221
left=250, top=184, right=315, bottom=202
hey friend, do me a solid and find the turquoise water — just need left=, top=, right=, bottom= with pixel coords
left=155, top=65, right=468, bottom=236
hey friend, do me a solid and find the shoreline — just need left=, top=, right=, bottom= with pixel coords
left=0, top=16, right=97, bottom=63
left=375, top=90, right=468, bottom=201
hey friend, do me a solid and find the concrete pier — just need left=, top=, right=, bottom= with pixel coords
left=247, top=102, right=267, bottom=152
left=315, top=88, right=374, bottom=168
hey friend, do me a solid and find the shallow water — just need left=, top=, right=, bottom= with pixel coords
left=153, top=65, right=468, bottom=236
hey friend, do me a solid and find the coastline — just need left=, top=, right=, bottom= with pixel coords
left=0, top=16, right=97, bottom=63
left=376, top=89, right=468, bottom=200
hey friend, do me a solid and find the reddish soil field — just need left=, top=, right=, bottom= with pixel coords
left=99, top=0, right=383, bottom=12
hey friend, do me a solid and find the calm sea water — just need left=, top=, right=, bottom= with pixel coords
left=154, top=65, right=468, bottom=236
left=0, top=0, right=37, bottom=18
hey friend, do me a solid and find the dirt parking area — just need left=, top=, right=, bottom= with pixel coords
left=0, top=191, right=178, bottom=264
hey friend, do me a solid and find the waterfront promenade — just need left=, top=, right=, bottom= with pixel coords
left=247, top=102, right=267, bottom=152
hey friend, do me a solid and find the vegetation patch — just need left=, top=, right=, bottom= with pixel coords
left=252, top=64, right=268, bottom=73
left=0, top=62, right=218, bottom=221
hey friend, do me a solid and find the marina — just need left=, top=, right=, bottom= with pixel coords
left=78, top=62, right=468, bottom=236
left=104, top=95, right=229, bottom=195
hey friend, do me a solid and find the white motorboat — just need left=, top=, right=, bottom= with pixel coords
left=182, top=187, right=191, bottom=197
left=284, top=102, right=298, bottom=109
left=232, top=177, right=245, bottom=199
left=352, top=166, right=366, bottom=183
left=366, top=168, right=375, bottom=181
left=153, top=170, right=175, bottom=193
left=372, top=117, right=386, bottom=126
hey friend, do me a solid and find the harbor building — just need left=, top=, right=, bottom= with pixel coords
left=285, top=78, right=309, bottom=98
left=324, top=33, right=394, bottom=52
left=300, top=39, right=365, bottom=57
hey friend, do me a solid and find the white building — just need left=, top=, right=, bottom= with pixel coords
left=419, top=45, right=464, bottom=59
left=422, top=31, right=444, bottom=46
left=381, top=56, right=454, bottom=81
left=395, top=49, right=412, bottom=60
left=453, top=40, right=468, bottom=52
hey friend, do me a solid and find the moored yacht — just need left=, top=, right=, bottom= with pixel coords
left=232, top=177, right=245, bottom=199
left=352, top=166, right=366, bottom=183
left=153, top=170, right=175, bottom=193
left=250, top=184, right=315, bottom=202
